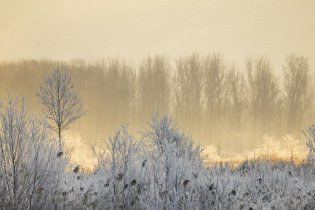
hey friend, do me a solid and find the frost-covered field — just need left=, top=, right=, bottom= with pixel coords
left=1, top=99, right=315, bottom=209
left=61, top=160, right=315, bottom=210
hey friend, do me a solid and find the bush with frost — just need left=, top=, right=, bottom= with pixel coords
left=0, top=96, right=68, bottom=209
left=303, top=125, right=315, bottom=163
left=140, top=115, right=204, bottom=209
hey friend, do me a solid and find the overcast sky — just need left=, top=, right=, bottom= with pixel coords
left=1, top=0, right=314, bottom=70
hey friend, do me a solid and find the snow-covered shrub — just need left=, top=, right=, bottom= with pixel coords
left=140, top=115, right=204, bottom=209
left=303, top=124, right=315, bottom=163
left=82, top=125, right=145, bottom=209
left=83, top=115, right=205, bottom=209
left=0, top=96, right=68, bottom=209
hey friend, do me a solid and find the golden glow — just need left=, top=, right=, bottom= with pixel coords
left=1, top=0, right=314, bottom=167
left=202, top=135, right=308, bottom=166
left=1, top=0, right=315, bottom=69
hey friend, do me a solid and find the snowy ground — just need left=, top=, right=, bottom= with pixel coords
left=60, top=159, right=315, bottom=210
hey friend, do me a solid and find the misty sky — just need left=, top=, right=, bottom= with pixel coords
left=1, top=0, right=314, bottom=70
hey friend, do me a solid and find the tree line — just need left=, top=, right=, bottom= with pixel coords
left=0, top=54, right=313, bottom=152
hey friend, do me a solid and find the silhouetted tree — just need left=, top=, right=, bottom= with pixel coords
left=283, top=55, right=313, bottom=132
left=226, top=67, right=247, bottom=129
left=247, top=57, right=279, bottom=133
left=203, top=54, right=226, bottom=139
left=174, top=54, right=202, bottom=135
left=37, top=68, right=83, bottom=148
left=138, top=56, right=170, bottom=119
left=102, top=59, right=136, bottom=127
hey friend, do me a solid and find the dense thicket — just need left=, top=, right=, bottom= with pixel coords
left=0, top=54, right=313, bottom=153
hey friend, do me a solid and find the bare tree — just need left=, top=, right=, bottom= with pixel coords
left=101, top=59, right=136, bottom=130
left=283, top=55, right=313, bottom=132
left=226, top=67, right=247, bottom=129
left=37, top=67, right=83, bottom=148
left=203, top=54, right=226, bottom=142
left=247, top=57, right=279, bottom=133
left=138, top=56, right=171, bottom=119
left=204, top=54, right=225, bottom=121
left=174, top=54, right=202, bottom=134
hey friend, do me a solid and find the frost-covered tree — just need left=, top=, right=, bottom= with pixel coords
left=0, top=96, right=68, bottom=209
left=303, top=125, right=315, bottom=162
left=93, top=125, right=144, bottom=209
left=37, top=68, right=83, bottom=148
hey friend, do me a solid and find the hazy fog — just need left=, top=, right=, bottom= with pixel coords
left=1, top=0, right=315, bottom=70
left=1, top=1, right=315, bottom=166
